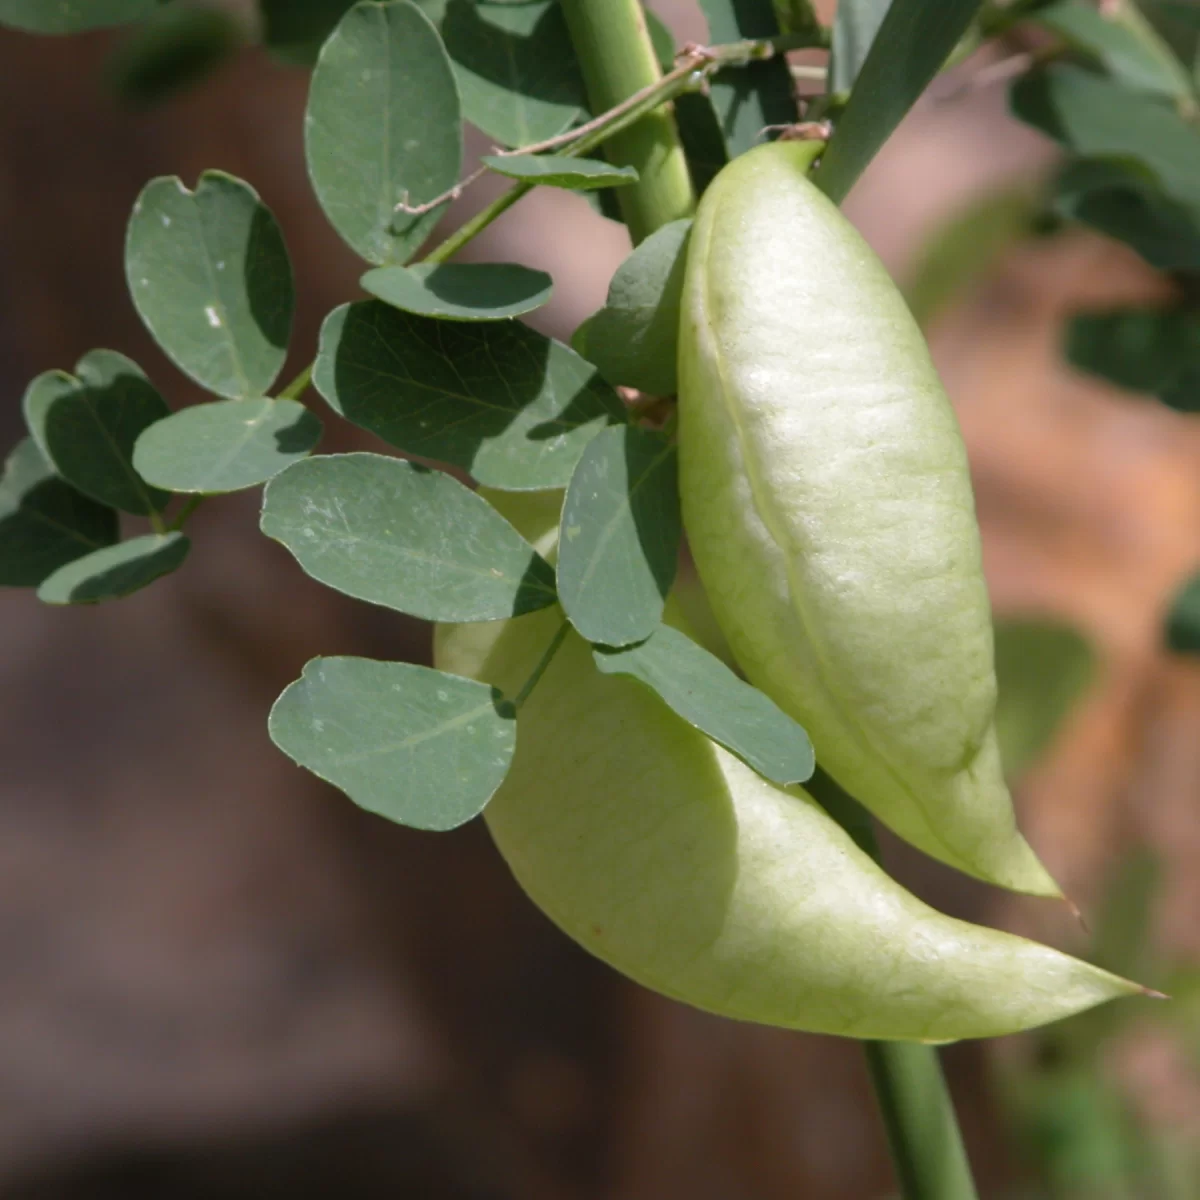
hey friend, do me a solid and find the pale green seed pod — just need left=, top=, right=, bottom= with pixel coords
left=678, top=140, right=1059, bottom=896
left=434, top=492, right=1141, bottom=1042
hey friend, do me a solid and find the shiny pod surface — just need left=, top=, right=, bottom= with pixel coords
left=678, top=141, right=1058, bottom=896
left=434, top=492, right=1139, bottom=1042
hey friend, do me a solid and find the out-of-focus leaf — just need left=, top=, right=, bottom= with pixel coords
left=817, top=0, right=986, bottom=202
left=259, top=0, right=355, bottom=65
left=1054, top=158, right=1200, bottom=270
left=37, top=532, right=190, bottom=604
left=1012, top=64, right=1200, bottom=211
left=557, top=426, right=680, bottom=647
left=1036, top=1, right=1193, bottom=101
left=993, top=617, right=1095, bottom=779
left=1091, top=848, right=1160, bottom=982
left=305, top=1, right=461, bottom=264
left=360, top=262, right=553, bottom=321
left=1166, top=571, right=1200, bottom=654
left=269, top=657, right=516, bottom=831
left=107, top=4, right=243, bottom=107
left=905, top=187, right=1035, bottom=327
left=1065, top=306, right=1200, bottom=395
left=0, top=0, right=159, bottom=34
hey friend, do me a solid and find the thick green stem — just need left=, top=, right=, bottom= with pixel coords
left=809, top=771, right=979, bottom=1200
left=559, top=0, right=696, bottom=243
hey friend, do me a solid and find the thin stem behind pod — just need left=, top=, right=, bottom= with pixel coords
left=809, top=769, right=979, bottom=1200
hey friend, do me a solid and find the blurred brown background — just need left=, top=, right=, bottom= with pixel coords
left=1, top=2, right=1199, bottom=1196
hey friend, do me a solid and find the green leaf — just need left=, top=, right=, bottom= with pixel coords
left=557, top=425, right=680, bottom=647
left=37, top=532, right=190, bottom=605
left=0, top=439, right=119, bottom=587
left=0, top=0, right=158, bottom=34
left=126, top=171, right=294, bottom=399
left=107, top=5, right=243, bottom=108
left=305, top=0, right=462, bottom=265
left=314, top=301, right=624, bottom=490
left=698, top=0, right=797, bottom=158
left=993, top=618, right=1095, bottom=779
left=133, top=398, right=323, bottom=493
left=905, top=188, right=1035, bottom=328
left=1053, top=159, right=1200, bottom=271
left=594, top=624, right=814, bottom=785
left=644, top=5, right=676, bottom=70
left=831, top=0, right=892, bottom=93
left=1064, top=306, right=1200, bottom=394
left=360, top=262, right=553, bottom=321
left=260, top=452, right=557, bottom=620
left=1166, top=571, right=1200, bottom=654
left=480, top=153, right=639, bottom=190
left=1156, top=363, right=1200, bottom=413
left=269, top=656, right=515, bottom=831
left=576, top=218, right=691, bottom=395
left=441, top=0, right=586, bottom=148
left=22, top=349, right=170, bottom=515
left=1011, top=65, right=1200, bottom=213
left=673, top=91, right=734, bottom=196
left=1035, top=0, right=1194, bottom=102
left=1091, top=848, right=1160, bottom=983
left=816, top=0, right=987, bottom=203
left=259, top=0, right=357, bottom=65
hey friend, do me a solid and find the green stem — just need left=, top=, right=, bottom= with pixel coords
left=559, top=0, right=696, bottom=243
left=168, top=493, right=204, bottom=532
left=511, top=619, right=570, bottom=710
left=808, top=771, right=979, bottom=1200
left=277, top=364, right=312, bottom=401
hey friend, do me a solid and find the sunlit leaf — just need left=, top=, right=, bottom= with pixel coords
left=22, top=349, right=170, bottom=514
left=557, top=425, right=680, bottom=646
left=480, top=153, right=638, bottom=190
left=574, top=218, right=691, bottom=395
left=0, top=439, right=118, bottom=587
left=133, top=398, right=322, bottom=493
left=314, top=301, right=623, bottom=490
left=260, top=452, right=557, bottom=620
left=360, top=262, right=553, bottom=321
left=37, top=532, right=189, bottom=604
left=126, top=171, right=293, bottom=398
left=594, top=624, right=814, bottom=784
left=269, top=656, right=516, bottom=830
left=817, top=0, right=987, bottom=203
left=305, top=0, right=462, bottom=264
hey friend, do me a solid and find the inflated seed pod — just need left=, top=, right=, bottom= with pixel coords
left=434, top=491, right=1141, bottom=1042
left=678, top=140, right=1058, bottom=896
